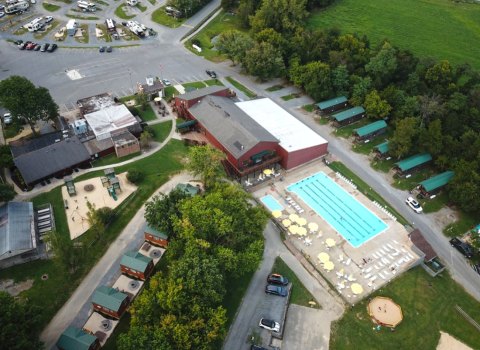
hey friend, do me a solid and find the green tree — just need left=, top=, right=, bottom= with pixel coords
left=140, top=129, right=153, bottom=149
left=186, top=145, right=225, bottom=189
left=448, top=160, right=480, bottom=213
left=363, top=89, right=392, bottom=119
left=331, top=65, right=350, bottom=96
left=289, top=61, right=332, bottom=100
left=216, top=30, right=254, bottom=64
left=0, top=76, right=58, bottom=136
left=425, top=60, right=454, bottom=93
left=244, top=41, right=286, bottom=81
left=250, top=0, right=308, bottom=36
left=0, top=145, right=13, bottom=169
left=221, top=0, right=236, bottom=11
left=418, top=94, right=444, bottom=127
left=0, top=183, right=15, bottom=202
left=144, top=188, right=190, bottom=236
left=389, top=117, right=420, bottom=159
left=47, top=230, right=84, bottom=274
left=136, top=92, right=149, bottom=111
left=418, top=119, right=443, bottom=156
left=0, top=291, right=43, bottom=350
left=350, top=76, right=372, bottom=106
left=127, top=169, right=145, bottom=184
left=237, top=0, right=260, bottom=28
left=365, top=41, right=397, bottom=88
left=86, top=201, right=105, bottom=239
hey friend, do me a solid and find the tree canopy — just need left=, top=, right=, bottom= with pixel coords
left=186, top=145, right=226, bottom=189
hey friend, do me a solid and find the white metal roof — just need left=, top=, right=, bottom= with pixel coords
left=235, top=98, right=327, bottom=152
left=84, top=104, right=137, bottom=140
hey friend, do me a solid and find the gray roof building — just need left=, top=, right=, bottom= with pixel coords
left=0, top=202, right=36, bottom=261
left=9, top=131, right=63, bottom=158
left=179, top=85, right=228, bottom=101
left=188, top=95, right=279, bottom=158
left=14, top=136, right=90, bottom=185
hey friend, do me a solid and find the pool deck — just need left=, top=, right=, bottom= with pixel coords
left=252, top=159, right=420, bottom=304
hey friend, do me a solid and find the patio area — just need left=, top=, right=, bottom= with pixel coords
left=252, top=159, right=420, bottom=304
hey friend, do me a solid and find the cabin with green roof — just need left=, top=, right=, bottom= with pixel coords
left=332, top=106, right=365, bottom=126
left=120, top=251, right=154, bottom=280
left=144, top=225, right=169, bottom=248
left=315, top=96, right=348, bottom=114
left=91, top=286, right=129, bottom=319
left=394, top=153, right=432, bottom=176
left=56, top=327, right=100, bottom=350
left=353, top=120, right=387, bottom=141
left=374, top=141, right=390, bottom=159
left=418, top=171, right=454, bottom=197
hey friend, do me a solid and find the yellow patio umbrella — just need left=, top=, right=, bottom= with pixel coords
left=296, top=217, right=307, bottom=226
left=351, top=283, right=364, bottom=295
left=318, top=252, right=330, bottom=263
left=282, top=219, right=292, bottom=228
left=271, top=210, right=282, bottom=218
left=289, top=213, right=299, bottom=222
left=289, top=225, right=299, bottom=235
left=308, top=222, right=319, bottom=232
left=263, top=169, right=273, bottom=176
left=324, top=260, right=335, bottom=271
left=297, top=226, right=307, bottom=236
left=326, top=238, right=336, bottom=247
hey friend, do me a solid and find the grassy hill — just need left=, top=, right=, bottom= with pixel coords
left=308, top=0, right=480, bottom=68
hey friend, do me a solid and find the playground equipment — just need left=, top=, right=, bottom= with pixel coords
left=64, top=176, right=76, bottom=196
left=104, top=168, right=116, bottom=179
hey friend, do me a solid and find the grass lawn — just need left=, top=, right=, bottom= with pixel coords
left=302, top=104, right=315, bottom=112
left=91, top=152, right=140, bottom=168
left=330, top=267, right=480, bottom=350
left=328, top=161, right=408, bottom=226
left=226, top=76, right=257, bottom=98
left=334, top=118, right=372, bottom=139
left=0, top=140, right=187, bottom=335
left=371, top=157, right=395, bottom=173
left=183, top=81, right=207, bottom=90
left=308, top=0, right=480, bottom=69
left=3, top=121, right=24, bottom=139
left=266, top=84, right=284, bottom=92
left=280, top=93, right=301, bottom=101
left=164, top=86, right=180, bottom=101
left=148, top=120, right=172, bottom=142
left=42, top=2, right=61, bottom=11
left=444, top=211, right=478, bottom=238
left=147, top=0, right=156, bottom=4
left=136, top=3, right=147, bottom=11
left=66, top=14, right=99, bottom=20
left=316, top=116, right=330, bottom=125
left=419, top=192, right=449, bottom=214
left=352, top=138, right=387, bottom=156
left=130, top=104, right=157, bottom=122
left=115, top=3, right=136, bottom=20
left=391, top=168, right=436, bottom=191
left=272, top=256, right=320, bottom=308
left=74, top=24, right=89, bottom=43
left=151, top=6, right=186, bottom=28
left=204, top=78, right=224, bottom=86
left=34, top=20, right=60, bottom=39
left=186, top=10, right=245, bottom=62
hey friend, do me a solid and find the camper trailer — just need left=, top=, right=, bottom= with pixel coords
left=126, top=20, right=144, bottom=37
left=105, top=18, right=116, bottom=32
left=66, top=19, right=78, bottom=36
left=77, top=0, right=95, bottom=12
left=24, top=17, right=44, bottom=32
left=5, top=0, right=29, bottom=14
left=126, top=0, right=138, bottom=5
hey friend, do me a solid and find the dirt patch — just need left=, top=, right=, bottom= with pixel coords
left=437, top=331, right=473, bottom=350
left=0, top=278, right=34, bottom=296
left=429, top=207, right=458, bottom=232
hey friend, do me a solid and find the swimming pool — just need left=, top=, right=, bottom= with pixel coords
left=260, top=195, right=284, bottom=212
left=287, top=172, right=388, bottom=247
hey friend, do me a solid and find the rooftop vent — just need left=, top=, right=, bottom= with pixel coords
left=146, top=76, right=154, bottom=86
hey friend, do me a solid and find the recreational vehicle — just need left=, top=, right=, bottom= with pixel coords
left=105, top=18, right=116, bottom=32
left=5, top=0, right=29, bottom=14
left=126, top=0, right=138, bottom=5
left=66, top=19, right=77, bottom=36
left=77, top=0, right=95, bottom=12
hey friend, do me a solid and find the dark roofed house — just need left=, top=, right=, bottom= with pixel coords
left=394, top=153, right=432, bottom=176
left=57, top=327, right=100, bottom=350
left=315, top=96, right=348, bottom=114
left=138, top=78, right=164, bottom=101
left=409, top=229, right=445, bottom=277
left=418, top=171, right=454, bottom=198
left=188, top=95, right=281, bottom=177
left=374, top=141, right=390, bottom=159
left=120, top=251, right=154, bottom=280
left=144, top=225, right=168, bottom=248
left=9, top=131, right=63, bottom=158
left=332, top=106, right=365, bottom=127
left=353, top=120, right=388, bottom=141
left=13, top=136, right=91, bottom=186
left=91, top=286, right=129, bottom=319
left=0, top=202, right=37, bottom=269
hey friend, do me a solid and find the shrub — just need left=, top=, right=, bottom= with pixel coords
left=127, top=169, right=145, bottom=184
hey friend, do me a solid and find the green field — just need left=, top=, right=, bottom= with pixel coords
left=308, top=0, right=480, bottom=68
left=330, top=267, right=480, bottom=350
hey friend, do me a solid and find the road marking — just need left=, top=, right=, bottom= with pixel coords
left=181, top=24, right=194, bottom=28
left=66, top=69, right=83, bottom=80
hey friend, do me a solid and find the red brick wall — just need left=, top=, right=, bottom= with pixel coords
left=115, top=141, right=140, bottom=158
left=278, top=143, right=328, bottom=170
left=145, top=233, right=168, bottom=248
left=174, top=88, right=230, bottom=110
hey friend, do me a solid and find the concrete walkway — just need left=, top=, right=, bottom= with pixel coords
left=40, top=171, right=194, bottom=350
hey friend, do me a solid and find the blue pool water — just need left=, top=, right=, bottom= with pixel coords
left=287, top=172, right=388, bottom=247
left=260, top=195, right=284, bottom=212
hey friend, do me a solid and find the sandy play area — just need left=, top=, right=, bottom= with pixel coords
left=437, top=332, right=473, bottom=350
left=62, top=173, right=137, bottom=239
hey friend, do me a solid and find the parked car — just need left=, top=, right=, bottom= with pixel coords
left=267, top=273, right=289, bottom=286
left=3, top=113, right=12, bottom=125
left=106, top=46, right=112, bottom=52
left=33, top=44, right=41, bottom=51
left=18, top=42, right=27, bottom=50
left=162, top=78, right=171, bottom=86
left=259, top=318, right=280, bottom=332
left=26, top=42, right=36, bottom=50
left=45, top=16, right=53, bottom=23
left=47, top=43, right=57, bottom=52
left=112, top=32, right=120, bottom=40
left=14, top=39, right=23, bottom=45
left=450, top=238, right=474, bottom=259
left=406, top=196, right=422, bottom=213
left=265, top=284, right=288, bottom=297
left=206, top=69, right=217, bottom=78
left=40, top=43, right=49, bottom=52
left=99, top=46, right=105, bottom=53
left=0, top=11, right=5, bottom=18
